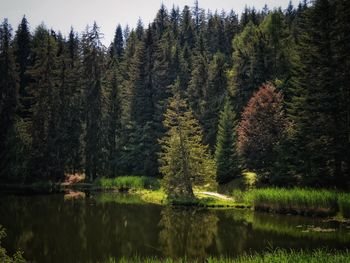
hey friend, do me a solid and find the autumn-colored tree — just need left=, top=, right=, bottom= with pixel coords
left=237, top=84, right=286, bottom=178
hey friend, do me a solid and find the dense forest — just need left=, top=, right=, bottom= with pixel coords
left=0, top=0, right=349, bottom=189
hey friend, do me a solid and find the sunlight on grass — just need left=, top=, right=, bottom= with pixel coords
left=95, top=176, right=160, bottom=190
left=105, top=249, right=350, bottom=263
left=231, top=188, right=350, bottom=217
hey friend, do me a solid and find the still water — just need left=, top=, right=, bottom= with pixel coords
left=0, top=192, right=350, bottom=262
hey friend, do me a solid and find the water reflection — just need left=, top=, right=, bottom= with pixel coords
left=0, top=193, right=350, bottom=263
left=159, top=207, right=218, bottom=259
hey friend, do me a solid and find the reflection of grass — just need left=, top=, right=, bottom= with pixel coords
left=95, top=176, right=160, bottom=191
left=94, top=189, right=243, bottom=208
left=232, top=188, right=340, bottom=217
left=224, top=209, right=350, bottom=243
left=95, top=192, right=145, bottom=205
left=105, top=249, right=350, bottom=262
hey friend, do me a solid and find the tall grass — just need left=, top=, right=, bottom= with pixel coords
left=338, top=193, right=350, bottom=218
left=232, top=188, right=342, bottom=216
left=105, top=249, right=350, bottom=263
left=95, top=176, right=160, bottom=190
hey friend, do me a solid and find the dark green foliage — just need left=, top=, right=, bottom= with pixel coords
left=27, top=25, right=64, bottom=181
left=0, top=1, right=348, bottom=190
left=0, top=19, right=24, bottom=182
left=215, top=99, right=241, bottom=184
left=202, top=52, right=227, bottom=148
left=113, top=24, right=124, bottom=60
left=82, top=22, right=105, bottom=181
left=287, top=0, right=349, bottom=187
left=14, top=16, right=31, bottom=119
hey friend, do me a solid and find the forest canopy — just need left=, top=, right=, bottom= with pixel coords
left=0, top=0, right=349, bottom=189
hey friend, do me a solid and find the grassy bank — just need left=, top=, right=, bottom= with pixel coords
left=93, top=177, right=241, bottom=208
left=232, top=188, right=350, bottom=217
left=105, top=249, right=350, bottom=263
left=94, top=176, right=161, bottom=191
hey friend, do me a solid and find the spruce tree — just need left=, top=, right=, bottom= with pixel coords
left=14, top=16, right=31, bottom=119
left=159, top=80, right=216, bottom=199
left=28, top=25, right=62, bottom=181
left=0, top=19, right=22, bottom=182
left=215, top=99, right=241, bottom=184
left=113, top=24, right=124, bottom=60
left=82, top=22, right=105, bottom=181
left=202, top=52, right=227, bottom=148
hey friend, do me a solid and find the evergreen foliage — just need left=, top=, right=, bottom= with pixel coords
left=215, top=99, right=241, bottom=184
left=159, top=81, right=216, bottom=198
left=0, top=0, right=348, bottom=190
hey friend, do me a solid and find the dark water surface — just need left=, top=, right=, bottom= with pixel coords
left=0, top=192, right=350, bottom=262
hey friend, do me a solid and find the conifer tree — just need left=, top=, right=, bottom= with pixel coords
left=105, top=52, right=122, bottom=177
left=82, top=22, right=105, bottom=181
left=14, top=16, right=31, bottom=119
left=215, top=99, right=241, bottom=184
left=159, top=80, right=216, bottom=198
left=113, top=24, right=124, bottom=60
left=0, top=19, right=23, bottom=182
left=60, top=28, right=83, bottom=174
left=28, top=25, right=62, bottom=181
left=202, top=52, right=227, bottom=148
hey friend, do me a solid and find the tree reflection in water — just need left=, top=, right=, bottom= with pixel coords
left=159, top=207, right=218, bottom=260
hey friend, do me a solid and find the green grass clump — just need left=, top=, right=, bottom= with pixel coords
left=105, top=249, right=350, bottom=262
left=230, top=249, right=350, bottom=263
left=338, top=193, right=350, bottom=218
left=136, top=189, right=166, bottom=204
left=95, top=176, right=160, bottom=191
left=235, top=188, right=339, bottom=216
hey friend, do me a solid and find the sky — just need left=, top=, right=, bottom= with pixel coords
left=0, top=0, right=300, bottom=45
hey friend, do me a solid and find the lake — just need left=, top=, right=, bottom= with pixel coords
left=0, top=191, right=349, bottom=262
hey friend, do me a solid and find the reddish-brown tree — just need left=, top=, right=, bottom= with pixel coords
left=237, top=84, right=286, bottom=177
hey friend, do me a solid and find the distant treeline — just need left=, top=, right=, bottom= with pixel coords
left=0, top=0, right=349, bottom=188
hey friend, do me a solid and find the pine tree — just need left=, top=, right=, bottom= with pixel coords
left=59, top=28, right=83, bottom=174
left=82, top=22, right=105, bottom=181
left=105, top=52, right=122, bottom=177
left=215, top=99, right=241, bottom=184
left=228, top=21, right=264, bottom=115
left=159, top=80, right=216, bottom=199
left=179, top=5, right=195, bottom=49
left=287, top=0, right=349, bottom=186
left=14, top=16, right=31, bottom=119
left=0, top=19, right=22, bottom=182
left=202, top=52, right=227, bottom=148
left=28, top=25, right=62, bottom=181
left=113, top=24, right=124, bottom=60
